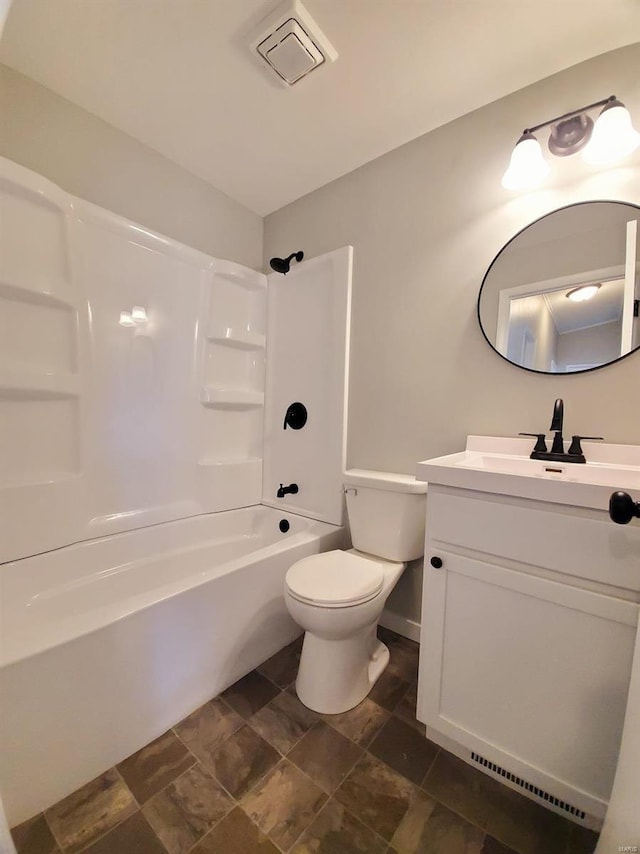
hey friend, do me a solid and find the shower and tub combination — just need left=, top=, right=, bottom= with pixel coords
left=0, top=157, right=352, bottom=825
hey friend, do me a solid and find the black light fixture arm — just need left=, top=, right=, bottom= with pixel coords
left=521, top=95, right=616, bottom=136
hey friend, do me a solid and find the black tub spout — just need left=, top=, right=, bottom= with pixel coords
left=277, top=483, right=299, bottom=498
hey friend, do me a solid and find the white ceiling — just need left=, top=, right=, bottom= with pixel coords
left=1, top=0, right=639, bottom=215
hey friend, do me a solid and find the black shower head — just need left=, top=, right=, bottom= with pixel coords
left=269, top=256, right=290, bottom=274
left=269, top=251, right=304, bottom=275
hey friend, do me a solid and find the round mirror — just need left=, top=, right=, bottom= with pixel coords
left=478, top=201, right=640, bottom=374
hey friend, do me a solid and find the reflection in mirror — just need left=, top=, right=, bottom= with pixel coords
left=478, top=201, right=640, bottom=374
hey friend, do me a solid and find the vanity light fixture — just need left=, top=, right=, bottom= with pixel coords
left=502, top=95, right=640, bottom=191
left=566, top=284, right=601, bottom=303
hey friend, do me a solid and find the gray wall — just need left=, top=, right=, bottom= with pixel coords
left=265, top=44, right=640, bottom=475
left=0, top=63, right=263, bottom=268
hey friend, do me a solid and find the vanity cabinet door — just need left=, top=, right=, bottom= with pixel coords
left=418, top=550, right=638, bottom=818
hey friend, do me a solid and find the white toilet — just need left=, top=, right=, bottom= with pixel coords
left=284, top=469, right=427, bottom=714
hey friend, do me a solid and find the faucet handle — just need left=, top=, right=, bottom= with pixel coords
left=519, top=433, right=547, bottom=453
left=568, top=435, right=604, bottom=456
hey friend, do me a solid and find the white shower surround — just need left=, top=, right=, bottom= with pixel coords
left=0, top=158, right=353, bottom=825
left=0, top=158, right=270, bottom=563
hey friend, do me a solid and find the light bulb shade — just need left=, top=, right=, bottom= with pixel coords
left=583, top=100, right=640, bottom=165
left=131, top=306, right=148, bottom=323
left=502, top=132, right=550, bottom=190
left=566, top=284, right=600, bottom=302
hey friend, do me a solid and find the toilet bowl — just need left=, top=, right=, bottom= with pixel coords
left=284, top=469, right=427, bottom=714
left=285, top=549, right=405, bottom=713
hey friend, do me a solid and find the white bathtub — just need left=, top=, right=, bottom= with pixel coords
left=0, top=506, right=347, bottom=826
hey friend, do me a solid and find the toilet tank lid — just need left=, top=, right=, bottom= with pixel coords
left=343, top=469, right=427, bottom=494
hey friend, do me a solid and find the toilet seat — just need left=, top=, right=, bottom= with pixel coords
left=285, top=550, right=385, bottom=607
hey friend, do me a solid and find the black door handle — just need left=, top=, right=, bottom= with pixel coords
left=609, top=491, right=640, bottom=525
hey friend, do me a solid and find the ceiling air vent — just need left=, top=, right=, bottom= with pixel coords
left=251, top=0, right=338, bottom=86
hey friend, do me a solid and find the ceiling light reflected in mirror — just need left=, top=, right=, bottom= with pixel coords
left=566, top=284, right=601, bottom=302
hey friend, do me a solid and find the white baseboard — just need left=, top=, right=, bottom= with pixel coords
left=379, top=609, right=421, bottom=643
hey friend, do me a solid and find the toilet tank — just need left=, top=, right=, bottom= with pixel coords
left=343, top=469, right=427, bottom=562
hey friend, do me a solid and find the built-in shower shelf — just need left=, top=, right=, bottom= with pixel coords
left=200, top=386, right=264, bottom=409
left=207, top=329, right=266, bottom=350
left=0, top=369, right=81, bottom=400
left=212, top=260, right=267, bottom=291
left=0, top=278, right=76, bottom=308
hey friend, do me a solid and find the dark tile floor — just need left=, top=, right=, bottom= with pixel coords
left=11, top=628, right=599, bottom=854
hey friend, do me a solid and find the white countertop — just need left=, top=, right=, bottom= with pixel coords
left=416, top=436, right=640, bottom=511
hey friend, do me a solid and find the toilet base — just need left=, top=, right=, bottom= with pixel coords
left=295, top=621, right=390, bottom=714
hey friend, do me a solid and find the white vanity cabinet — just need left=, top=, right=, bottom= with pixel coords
left=416, top=450, right=640, bottom=825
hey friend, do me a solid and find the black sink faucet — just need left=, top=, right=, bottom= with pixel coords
left=550, top=398, right=565, bottom=454
left=277, top=483, right=299, bottom=498
left=520, top=398, right=603, bottom=464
